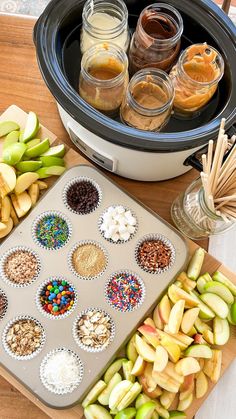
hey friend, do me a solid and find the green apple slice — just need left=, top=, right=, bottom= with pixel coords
left=197, top=273, right=212, bottom=294
left=126, top=335, right=138, bottom=363
left=3, top=130, right=20, bottom=149
left=213, top=317, right=230, bottom=345
left=200, top=293, right=228, bottom=319
left=109, top=380, right=133, bottom=410
left=194, top=317, right=211, bottom=334
left=203, top=281, right=234, bottom=304
left=227, top=308, right=236, bottom=326
left=16, top=161, right=42, bottom=172
left=98, top=373, right=122, bottom=406
left=230, top=302, right=236, bottom=324
left=0, top=163, right=17, bottom=198
left=135, top=394, right=151, bottom=410
left=14, top=172, right=39, bottom=194
left=122, top=360, right=135, bottom=383
left=135, top=401, right=156, bottom=419
left=36, top=165, right=65, bottom=178
left=82, top=380, right=107, bottom=408
left=40, top=144, right=66, bottom=158
left=21, top=112, right=39, bottom=142
left=169, top=411, right=186, bottom=419
left=0, top=121, right=20, bottom=137
left=104, top=358, right=127, bottom=384
left=114, top=407, right=136, bottom=419
left=117, top=382, right=142, bottom=411
left=212, top=271, right=236, bottom=296
left=26, top=138, right=41, bottom=149
left=39, top=156, right=65, bottom=167
left=189, top=291, right=215, bottom=320
left=187, top=248, right=205, bottom=280
left=84, top=404, right=112, bottom=419
left=3, top=143, right=27, bottom=165
left=25, top=138, right=50, bottom=158
left=184, top=344, right=212, bottom=358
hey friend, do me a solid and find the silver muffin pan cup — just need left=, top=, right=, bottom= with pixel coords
left=0, top=165, right=188, bottom=409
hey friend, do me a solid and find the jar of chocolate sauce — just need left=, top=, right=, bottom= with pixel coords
left=129, top=3, right=183, bottom=75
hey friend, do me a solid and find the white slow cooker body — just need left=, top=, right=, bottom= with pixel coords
left=58, top=104, right=202, bottom=181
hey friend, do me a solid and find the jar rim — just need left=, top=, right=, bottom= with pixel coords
left=82, top=0, right=128, bottom=35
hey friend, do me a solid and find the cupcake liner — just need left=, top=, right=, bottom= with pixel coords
left=62, top=176, right=102, bottom=215
left=35, top=276, right=78, bottom=320
left=0, top=246, right=41, bottom=288
left=72, top=307, right=115, bottom=353
left=0, top=289, right=8, bottom=320
left=2, top=315, right=46, bottom=361
left=135, top=233, right=176, bottom=274
left=105, top=270, right=146, bottom=313
left=68, top=240, right=108, bottom=281
left=98, top=205, right=138, bottom=244
left=32, top=210, right=72, bottom=251
left=40, top=347, right=84, bottom=395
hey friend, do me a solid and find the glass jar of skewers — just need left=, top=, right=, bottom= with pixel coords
left=171, top=177, right=235, bottom=240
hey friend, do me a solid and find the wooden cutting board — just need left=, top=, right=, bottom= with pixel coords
left=0, top=106, right=235, bottom=419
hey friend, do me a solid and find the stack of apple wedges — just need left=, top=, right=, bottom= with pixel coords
left=0, top=111, right=66, bottom=239
left=82, top=248, right=236, bottom=419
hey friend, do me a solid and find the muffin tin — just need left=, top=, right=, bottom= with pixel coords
left=0, top=165, right=188, bottom=408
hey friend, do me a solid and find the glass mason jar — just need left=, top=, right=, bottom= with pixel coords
left=79, top=43, right=129, bottom=116
left=129, top=3, right=183, bottom=75
left=171, top=178, right=235, bottom=240
left=120, top=68, right=174, bottom=131
left=169, top=44, right=224, bottom=118
left=80, top=0, right=130, bottom=54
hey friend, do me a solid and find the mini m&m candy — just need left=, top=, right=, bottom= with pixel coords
left=38, top=278, right=76, bottom=318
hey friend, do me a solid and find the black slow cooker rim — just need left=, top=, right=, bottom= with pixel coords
left=34, top=0, right=236, bottom=153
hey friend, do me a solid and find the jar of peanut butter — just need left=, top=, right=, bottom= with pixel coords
left=79, top=43, right=129, bottom=116
left=120, top=68, right=174, bottom=131
left=170, top=43, right=224, bottom=118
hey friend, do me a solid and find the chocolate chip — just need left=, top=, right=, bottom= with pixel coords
left=66, top=181, right=99, bottom=214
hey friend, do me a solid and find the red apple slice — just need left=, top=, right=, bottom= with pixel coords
left=135, top=335, right=156, bottom=362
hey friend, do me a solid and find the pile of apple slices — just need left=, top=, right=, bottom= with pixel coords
left=0, top=112, right=66, bottom=238
left=82, top=248, right=236, bottom=419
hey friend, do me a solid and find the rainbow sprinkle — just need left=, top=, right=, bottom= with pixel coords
left=106, top=272, right=144, bottom=312
left=35, top=215, right=69, bottom=250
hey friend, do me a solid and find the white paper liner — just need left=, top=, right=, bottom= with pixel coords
left=105, top=270, right=146, bottom=313
left=40, top=347, right=84, bottom=395
left=32, top=210, right=72, bottom=251
left=35, top=276, right=78, bottom=320
left=68, top=240, right=108, bottom=281
left=135, top=233, right=176, bottom=274
left=72, top=307, right=115, bottom=353
left=98, top=205, right=138, bottom=244
left=2, top=315, right=46, bottom=361
left=0, top=289, right=8, bottom=320
left=62, top=176, right=102, bottom=215
left=0, top=246, right=41, bottom=288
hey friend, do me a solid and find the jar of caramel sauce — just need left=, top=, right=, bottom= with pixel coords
left=129, top=3, right=183, bottom=75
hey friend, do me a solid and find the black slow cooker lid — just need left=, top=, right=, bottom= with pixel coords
left=34, top=0, right=236, bottom=152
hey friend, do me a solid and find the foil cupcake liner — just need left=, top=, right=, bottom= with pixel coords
left=72, top=307, right=115, bottom=353
left=35, top=276, right=78, bottom=320
left=32, top=210, right=72, bottom=251
left=98, top=205, right=138, bottom=244
left=62, top=176, right=102, bottom=215
left=0, top=246, right=41, bottom=288
left=135, top=233, right=176, bottom=275
left=105, top=270, right=146, bottom=313
left=0, top=289, right=8, bottom=320
left=40, top=347, right=84, bottom=395
left=2, top=315, right=46, bottom=361
left=68, top=240, right=108, bottom=281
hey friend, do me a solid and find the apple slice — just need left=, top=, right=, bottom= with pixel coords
left=163, top=329, right=194, bottom=347
left=200, top=293, right=228, bottom=319
left=104, top=358, right=127, bottom=384
left=114, top=407, right=136, bottom=419
left=197, top=273, right=212, bottom=294
left=0, top=163, right=17, bottom=198
left=116, top=382, right=142, bottom=411
left=185, top=344, right=212, bottom=358
left=202, top=330, right=214, bottom=345
left=40, top=156, right=65, bottom=167
left=138, top=325, right=160, bottom=348
left=109, top=380, right=133, bottom=410
left=153, top=304, right=164, bottom=330
left=21, top=112, right=39, bottom=142
left=26, top=138, right=41, bottom=149
left=203, top=349, right=222, bottom=383
left=212, top=271, right=236, bottom=296
left=36, top=165, right=66, bottom=178
left=169, top=411, right=186, bottom=419
left=194, top=317, right=211, bottom=334
left=138, top=375, right=162, bottom=399
left=194, top=334, right=207, bottom=344
left=1, top=195, right=11, bottom=223
left=0, top=218, right=13, bottom=238
left=160, top=390, right=176, bottom=409
left=28, top=183, right=40, bottom=206
left=189, top=291, right=215, bottom=320
left=181, top=307, right=200, bottom=334
left=177, top=392, right=193, bottom=411
left=84, top=404, right=112, bottom=419
left=152, top=370, right=180, bottom=393
left=158, top=330, right=189, bottom=351
left=203, top=281, right=234, bottom=304
left=122, top=360, right=135, bottom=383
left=3, top=130, right=19, bottom=149
left=41, top=144, right=66, bottom=157
left=11, top=192, right=32, bottom=218
left=135, top=335, right=156, bottom=362
left=144, top=318, right=156, bottom=328
left=136, top=401, right=156, bottom=419
left=153, top=345, right=168, bottom=372
left=131, top=355, right=146, bottom=376
left=3, top=143, right=27, bottom=166
left=196, top=371, right=208, bottom=399
left=213, top=317, right=230, bottom=345
left=126, top=336, right=138, bottom=363
left=82, top=380, right=107, bottom=408
left=16, top=161, right=42, bottom=172
left=176, top=272, right=196, bottom=292
left=0, top=121, right=20, bottom=137
left=143, top=363, right=157, bottom=392
left=14, top=172, right=39, bottom=195
left=168, top=300, right=185, bottom=334
left=25, top=138, right=50, bottom=158
left=154, top=399, right=170, bottom=419
left=168, top=285, right=198, bottom=308
left=9, top=201, right=19, bottom=226
left=187, top=248, right=205, bottom=280
left=175, top=357, right=200, bottom=376
left=135, top=393, right=151, bottom=409
left=161, top=338, right=181, bottom=363
left=230, top=302, right=236, bottom=324
left=36, top=180, right=48, bottom=190
left=188, top=326, right=197, bottom=337
left=179, top=373, right=194, bottom=395
left=159, top=295, right=171, bottom=324
left=98, top=373, right=122, bottom=406
left=164, top=362, right=184, bottom=384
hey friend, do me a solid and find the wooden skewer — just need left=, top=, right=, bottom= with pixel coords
left=206, top=140, right=213, bottom=175
left=202, top=154, right=207, bottom=174
left=211, top=135, right=228, bottom=195
left=221, top=207, right=236, bottom=219
left=215, top=194, right=236, bottom=203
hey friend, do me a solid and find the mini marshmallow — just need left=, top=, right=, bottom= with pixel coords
left=101, top=206, right=137, bottom=242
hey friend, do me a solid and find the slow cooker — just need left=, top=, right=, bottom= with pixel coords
left=34, top=0, right=236, bottom=181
